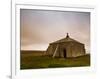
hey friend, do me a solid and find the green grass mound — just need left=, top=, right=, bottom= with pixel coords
left=21, top=54, right=90, bottom=69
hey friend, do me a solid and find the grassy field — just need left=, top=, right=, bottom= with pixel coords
left=20, top=51, right=90, bottom=69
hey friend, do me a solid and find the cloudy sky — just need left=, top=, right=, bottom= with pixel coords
left=20, top=9, right=90, bottom=53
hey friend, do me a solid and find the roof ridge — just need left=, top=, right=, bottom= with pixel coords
left=50, top=37, right=83, bottom=44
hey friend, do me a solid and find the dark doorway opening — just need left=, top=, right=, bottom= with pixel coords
left=63, top=48, right=67, bottom=58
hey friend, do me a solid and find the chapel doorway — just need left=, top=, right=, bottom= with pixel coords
left=63, top=48, right=67, bottom=58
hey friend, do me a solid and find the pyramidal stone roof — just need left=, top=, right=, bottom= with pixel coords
left=50, top=33, right=83, bottom=45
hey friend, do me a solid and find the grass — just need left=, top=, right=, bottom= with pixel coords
left=20, top=51, right=90, bottom=69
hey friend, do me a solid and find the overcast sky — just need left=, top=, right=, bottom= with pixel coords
left=20, top=9, right=90, bottom=53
